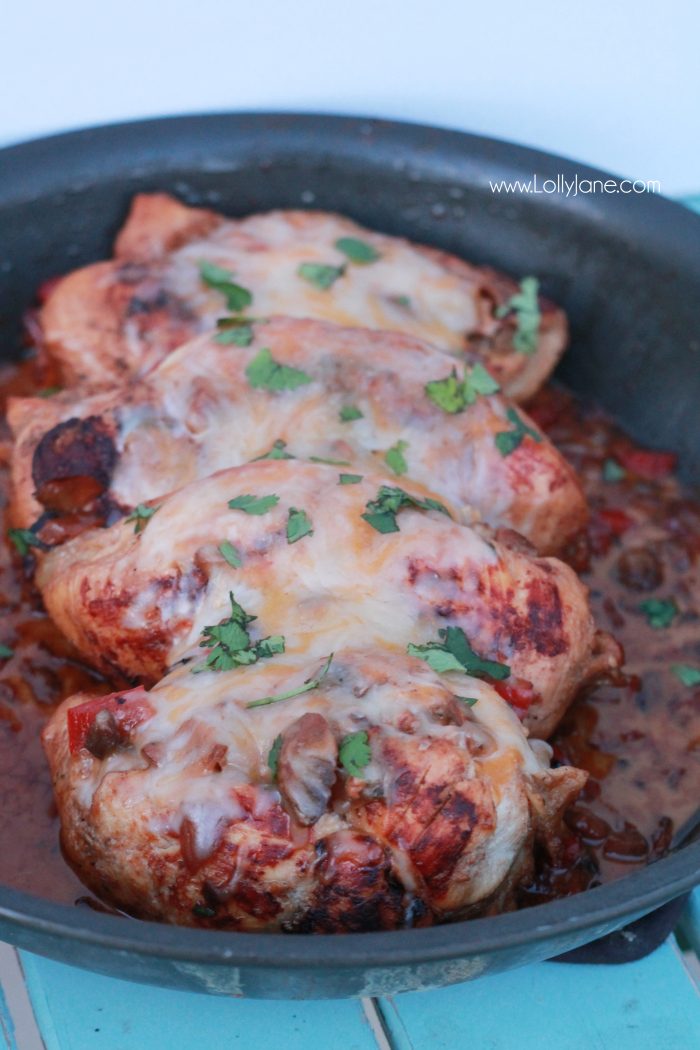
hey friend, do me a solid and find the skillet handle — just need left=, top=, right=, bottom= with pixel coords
left=552, top=894, right=689, bottom=965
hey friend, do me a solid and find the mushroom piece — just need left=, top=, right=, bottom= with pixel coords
left=277, top=713, right=338, bottom=825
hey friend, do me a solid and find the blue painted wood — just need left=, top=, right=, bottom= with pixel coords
left=0, top=981, right=17, bottom=1050
left=680, top=889, right=700, bottom=955
left=20, top=952, right=378, bottom=1050
left=377, top=939, right=700, bottom=1050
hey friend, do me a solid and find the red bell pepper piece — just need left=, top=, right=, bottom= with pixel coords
left=492, top=676, right=537, bottom=717
left=67, top=687, right=154, bottom=755
left=596, top=507, right=634, bottom=536
left=615, top=446, right=676, bottom=480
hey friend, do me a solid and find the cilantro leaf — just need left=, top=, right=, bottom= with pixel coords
left=268, top=734, right=283, bottom=779
left=339, top=473, right=363, bottom=485
left=384, top=440, right=409, bottom=476
left=199, top=260, right=253, bottom=313
left=335, top=237, right=380, bottom=264
left=8, top=528, right=45, bottom=557
left=38, top=386, right=62, bottom=398
left=228, top=493, right=280, bottom=515
left=494, top=408, right=543, bottom=457
left=602, top=458, right=626, bottom=482
left=0, top=644, right=14, bottom=660
left=215, top=325, right=254, bottom=346
left=339, top=404, right=364, bottom=422
left=339, top=730, right=372, bottom=777
left=361, top=485, right=450, bottom=534
left=639, top=598, right=677, bottom=629
left=298, top=262, right=346, bottom=290
left=456, top=696, right=479, bottom=707
left=125, top=503, right=159, bottom=534
left=192, top=904, right=217, bottom=918
left=192, top=592, right=285, bottom=674
left=253, top=440, right=295, bottom=461
left=407, top=646, right=464, bottom=674
left=408, top=626, right=510, bottom=681
left=245, top=347, right=313, bottom=392
left=286, top=507, right=313, bottom=544
left=246, top=653, right=334, bottom=708
left=425, top=363, right=500, bottom=414
left=389, top=294, right=411, bottom=308
left=672, top=664, right=700, bottom=687
left=218, top=540, right=242, bottom=568
left=309, top=455, right=351, bottom=466
left=495, top=276, right=541, bottom=355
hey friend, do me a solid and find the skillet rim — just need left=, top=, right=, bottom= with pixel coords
left=1, top=110, right=699, bottom=969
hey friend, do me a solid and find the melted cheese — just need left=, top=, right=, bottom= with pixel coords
left=38, top=459, right=600, bottom=739
left=40, top=197, right=568, bottom=400
left=10, top=317, right=586, bottom=554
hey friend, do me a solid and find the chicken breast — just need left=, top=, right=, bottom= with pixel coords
left=9, top=318, right=586, bottom=555
left=36, top=460, right=618, bottom=738
left=40, top=193, right=567, bottom=400
left=42, top=647, right=586, bottom=931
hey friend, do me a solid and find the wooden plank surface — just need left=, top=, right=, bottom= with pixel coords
left=19, top=952, right=380, bottom=1050
left=378, top=938, right=700, bottom=1050
left=10, top=933, right=700, bottom=1050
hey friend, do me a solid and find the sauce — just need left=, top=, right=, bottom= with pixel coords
left=519, top=387, right=700, bottom=905
left=0, top=349, right=698, bottom=912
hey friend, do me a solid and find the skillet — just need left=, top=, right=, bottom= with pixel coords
left=0, top=112, right=699, bottom=998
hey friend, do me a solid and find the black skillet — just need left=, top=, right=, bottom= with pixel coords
left=0, top=113, right=699, bottom=998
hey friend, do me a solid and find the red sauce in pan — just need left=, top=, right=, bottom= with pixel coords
left=0, top=345, right=698, bottom=912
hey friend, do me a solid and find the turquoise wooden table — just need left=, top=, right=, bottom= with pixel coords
left=1, top=194, right=698, bottom=1050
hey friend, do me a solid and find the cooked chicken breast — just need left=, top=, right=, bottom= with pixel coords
left=36, top=460, right=617, bottom=738
left=40, top=193, right=567, bottom=400
left=9, top=318, right=586, bottom=555
left=42, top=647, right=586, bottom=931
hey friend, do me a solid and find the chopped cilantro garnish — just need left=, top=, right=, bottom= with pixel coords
left=215, top=320, right=254, bottom=346
left=602, top=458, right=626, bottom=483
left=0, top=644, right=14, bottom=660
left=38, top=386, right=62, bottom=398
left=361, top=485, right=450, bottom=534
left=286, top=507, right=313, bottom=544
left=245, top=347, right=312, bottom=392
left=339, top=730, right=371, bottom=777
left=389, top=294, right=411, bottom=309
left=495, top=276, right=541, bottom=355
left=125, top=504, right=159, bottom=534
left=456, top=696, right=479, bottom=707
left=408, top=626, right=510, bottom=681
left=672, top=664, right=700, bottom=687
left=309, top=455, right=351, bottom=466
left=494, top=408, right=543, bottom=457
left=335, top=237, right=380, bottom=264
left=228, top=493, right=280, bottom=515
left=298, top=262, right=346, bottom=290
left=192, top=904, right=217, bottom=918
left=339, top=404, right=364, bottom=422
left=218, top=540, right=242, bottom=568
left=246, top=653, right=334, bottom=708
left=267, top=734, right=283, bottom=779
left=639, top=598, right=677, bottom=629
left=339, top=473, right=363, bottom=485
left=253, top=440, right=295, bottom=461
left=192, top=592, right=284, bottom=674
left=199, top=260, right=253, bottom=313
left=425, top=363, right=500, bottom=414
left=384, top=440, right=409, bottom=476
left=8, top=528, right=45, bottom=557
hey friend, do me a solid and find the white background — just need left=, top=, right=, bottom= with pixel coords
left=2, top=0, right=698, bottom=196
